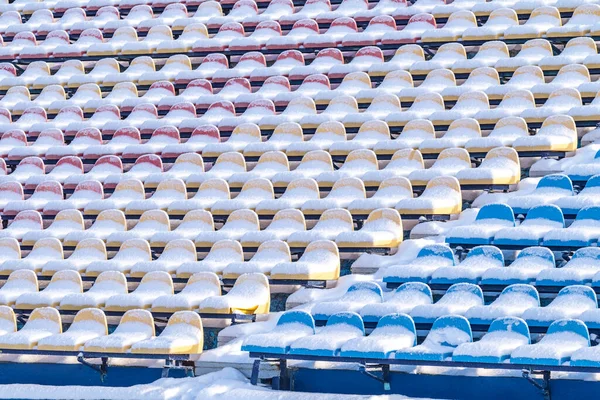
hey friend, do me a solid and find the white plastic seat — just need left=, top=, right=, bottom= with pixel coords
left=211, top=178, right=274, bottom=215
left=0, top=210, right=41, bottom=240
left=336, top=208, right=403, bottom=249
left=106, top=210, right=170, bottom=247
left=271, top=240, right=339, bottom=280
left=397, top=176, right=463, bottom=216
left=255, top=178, right=320, bottom=215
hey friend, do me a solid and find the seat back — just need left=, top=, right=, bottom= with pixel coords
left=475, top=203, right=515, bottom=225
left=325, top=312, right=364, bottom=335
left=71, top=308, right=108, bottom=335
left=116, top=309, right=155, bottom=336
left=488, top=316, right=530, bottom=344
left=25, top=307, right=62, bottom=334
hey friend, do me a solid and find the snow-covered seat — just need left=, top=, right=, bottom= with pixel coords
left=420, top=118, right=481, bottom=155
left=105, top=271, right=173, bottom=312
left=315, top=149, right=377, bottom=186
left=82, top=127, right=141, bottom=160
left=106, top=210, right=171, bottom=247
left=461, top=8, right=518, bottom=41
left=493, top=204, right=564, bottom=247
left=0, top=62, right=48, bottom=91
left=336, top=208, right=403, bottom=249
left=138, top=104, right=193, bottom=134
left=198, top=272, right=270, bottom=315
left=271, top=240, right=339, bottom=280
left=340, top=16, right=396, bottom=47
left=160, top=125, right=219, bottom=159
left=202, top=123, right=262, bottom=158
left=228, top=152, right=289, bottom=189
left=421, top=10, right=476, bottom=42
left=536, top=247, right=600, bottom=287
left=86, top=26, right=139, bottom=56
left=245, top=122, right=304, bottom=156
left=504, top=6, right=561, bottom=39
left=176, top=239, right=242, bottom=278
left=37, top=308, right=107, bottom=351
left=412, top=43, right=468, bottom=76
left=360, top=282, right=433, bottom=323
left=151, top=209, right=212, bottom=247
left=15, top=270, right=82, bottom=309
left=413, top=284, right=484, bottom=324
left=368, top=45, right=425, bottom=76
left=229, top=21, right=282, bottom=51
left=289, top=49, right=345, bottom=81
left=487, top=66, right=545, bottom=101
left=543, top=206, right=600, bottom=248
left=271, top=150, right=333, bottom=187
left=255, top=178, right=320, bottom=215
left=0, top=270, right=38, bottom=306
left=158, top=79, right=212, bottom=111
left=121, top=81, right=175, bottom=112
left=342, top=95, right=401, bottom=128
left=172, top=1, right=222, bottom=29
left=22, top=209, right=84, bottom=246
left=47, top=128, right=103, bottom=158
left=541, top=37, right=597, bottom=71
left=356, top=70, right=413, bottom=102
left=167, top=179, right=228, bottom=217
left=151, top=272, right=221, bottom=313
left=0, top=32, right=38, bottom=60
left=465, top=116, right=528, bottom=153
left=395, top=315, right=472, bottom=360
left=288, top=311, right=364, bottom=356
left=3, top=180, right=63, bottom=216
left=211, top=178, right=274, bottom=215
left=84, top=309, right=154, bottom=353
left=303, top=17, right=358, bottom=49
left=286, top=121, right=346, bottom=157
left=194, top=209, right=259, bottom=248
left=103, top=154, right=163, bottom=188
left=103, top=4, right=153, bottom=32
left=431, top=245, right=505, bottom=285
left=265, top=19, right=319, bottom=50
left=63, top=209, right=127, bottom=248
left=507, top=174, right=574, bottom=215
left=396, top=175, right=462, bottom=216
left=25, top=156, right=84, bottom=188
left=64, top=156, right=122, bottom=190
left=349, top=177, right=413, bottom=215
left=299, top=95, right=358, bottom=129
left=451, top=44, right=509, bottom=77
left=102, top=57, right=156, bottom=87
left=84, top=82, right=138, bottom=113
left=287, top=208, right=353, bottom=248
left=398, top=68, right=456, bottom=102
left=456, top=146, right=520, bottom=187
left=373, top=120, right=433, bottom=157
left=54, top=28, right=104, bottom=58
left=382, top=244, right=455, bottom=284
left=531, top=64, right=590, bottom=98
left=481, top=246, right=554, bottom=286
left=175, top=54, right=229, bottom=85
left=302, top=177, right=366, bottom=214
left=83, top=178, right=145, bottom=216
left=0, top=157, right=44, bottom=187
left=191, top=22, right=245, bottom=52
left=521, top=89, right=582, bottom=123
left=511, top=319, right=590, bottom=365
left=553, top=175, right=600, bottom=215
left=235, top=76, right=291, bottom=108
left=0, top=307, right=61, bottom=350
left=184, top=154, right=244, bottom=190
left=454, top=316, right=531, bottom=363
left=130, top=311, right=204, bottom=355
left=446, top=203, right=516, bottom=246
left=130, top=239, right=196, bottom=278
left=475, top=89, right=536, bottom=125
left=523, top=285, right=597, bottom=327
left=242, top=310, right=315, bottom=354
left=21, top=30, right=72, bottom=60
left=7, top=129, right=64, bottom=160
left=240, top=208, right=305, bottom=246
left=125, top=178, right=186, bottom=215
left=41, top=238, right=106, bottom=277
left=514, top=114, right=578, bottom=153
left=144, top=153, right=203, bottom=189
left=386, top=92, right=445, bottom=126
left=429, top=92, right=489, bottom=126
left=0, top=210, right=40, bottom=240
left=68, top=58, right=121, bottom=88
left=85, top=239, right=151, bottom=277
left=120, top=24, right=173, bottom=54
left=212, top=53, right=266, bottom=84
left=495, top=40, right=552, bottom=75
left=245, top=0, right=295, bottom=24
left=381, top=13, right=436, bottom=44
left=466, top=284, right=540, bottom=325
left=0, top=88, right=27, bottom=114
left=223, top=240, right=291, bottom=278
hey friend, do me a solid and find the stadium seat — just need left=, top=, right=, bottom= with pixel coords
left=84, top=179, right=145, bottom=215
left=431, top=245, right=505, bottom=284
left=242, top=310, right=315, bottom=354
left=0, top=270, right=38, bottom=306
left=411, top=283, right=484, bottom=323
left=0, top=306, right=16, bottom=337
left=241, top=209, right=305, bottom=246
left=271, top=240, right=339, bottom=280
left=177, top=239, right=243, bottom=277
left=130, top=239, right=197, bottom=277
left=336, top=208, right=403, bottom=249
left=464, top=117, right=528, bottom=153
left=511, top=319, right=590, bottom=365
left=1, top=237, right=63, bottom=275
left=125, top=178, right=187, bottom=214
left=130, top=311, right=203, bottom=354
left=105, top=271, right=173, bottom=312
left=198, top=272, right=270, bottom=314
left=360, top=282, right=433, bottom=322
left=22, top=209, right=84, bottom=246
left=383, top=244, right=456, bottom=284
left=465, top=284, right=540, bottom=324
left=523, top=285, right=597, bottom=326
left=0, top=307, right=62, bottom=350
left=312, top=282, right=383, bottom=322
left=84, top=309, right=155, bottom=353
left=84, top=239, right=151, bottom=277
left=395, top=315, right=472, bottom=361
left=461, top=8, right=518, bottom=40
left=0, top=210, right=42, bottom=240
left=228, top=153, right=288, bottom=189
left=36, top=308, right=107, bottom=352
left=543, top=206, right=600, bottom=248
left=349, top=177, right=413, bottom=215
left=287, top=208, right=354, bottom=248
left=536, top=247, right=600, bottom=287
left=289, top=312, right=364, bottom=356
left=446, top=203, right=516, bottom=246
left=396, top=176, right=462, bottom=216
left=481, top=246, right=555, bottom=285
left=15, top=270, right=82, bottom=309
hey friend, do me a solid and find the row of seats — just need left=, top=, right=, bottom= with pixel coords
left=383, top=243, right=600, bottom=288
left=299, top=281, right=600, bottom=328
left=242, top=310, right=600, bottom=367
left=0, top=306, right=204, bottom=354
left=0, top=236, right=342, bottom=279
left=0, top=270, right=271, bottom=313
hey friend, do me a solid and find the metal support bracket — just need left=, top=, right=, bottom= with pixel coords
left=358, top=364, right=391, bottom=391
left=250, top=359, right=261, bottom=385
left=77, top=353, right=108, bottom=381
left=522, top=369, right=551, bottom=400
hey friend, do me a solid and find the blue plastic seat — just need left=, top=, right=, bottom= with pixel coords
left=481, top=246, right=555, bottom=285
left=382, top=244, right=455, bottom=284
left=453, top=317, right=530, bottom=363
left=536, top=247, right=600, bottom=287
left=493, top=205, right=564, bottom=247
left=289, top=312, right=365, bottom=357
left=410, top=283, right=484, bottom=323
left=241, top=310, right=316, bottom=354
left=446, top=204, right=515, bottom=246
left=565, top=152, right=600, bottom=182
left=554, top=175, right=600, bottom=216
left=543, top=206, right=600, bottom=248
left=312, top=281, right=384, bottom=323
left=521, top=285, right=597, bottom=327
left=360, top=282, right=433, bottom=323
left=395, top=315, right=473, bottom=361
left=506, top=174, right=574, bottom=215
left=465, top=284, right=540, bottom=325
left=510, top=319, right=590, bottom=366
left=430, top=245, right=504, bottom=285
left=340, top=314, right=417, bottom=359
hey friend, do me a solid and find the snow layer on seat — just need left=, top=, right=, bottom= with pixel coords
left=0, top=270, right=38, bottom=306
left=493, top=204, right=564, bottom=247
left=15, top=270, right=82, bottom=309
left=271, top=240, right=339, bottom=280
left=481, top=246, right=555, bottom=285
left=382, top=244, right=455, bottom=284
left=312, top=281, right=383, bottom=322
left=410, top=283, right=484, bottom=323
left=131, top=311, right=203, bottom=354
left=446, top=203, right=515, bottom=246
left=198, top=272, right=270, bottom=314
left=84, top=309, right=155, bottom=353
left=85, top=238, right=151, bottom=276
left=522, top=285, right=597, bottom=326
left=430, top=245, right=504, bottom=284
left=177, top=239, right=243, bottom=278
left=105, top=271, right=174, bottom=312
left=465, top=284, right=540, bottom=324
left=60, top=271, right=127, bottom=310
left=37, top=308, right=107, bottom=351
left=152, top=272, right=221, bottom=313
left=360, top=282, right=433, bottom=322
left=242, top=310, right=315, bottom=354
left=0, top=307, right=61, bottom=350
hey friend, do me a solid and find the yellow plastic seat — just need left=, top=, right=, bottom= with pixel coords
left=198, top=273, right=270, bottom=314
left=396, top=176, right=462, bottom=216
left=37, top=308, right=107, bottom=351
left=84, top=309, right=154, bottom=353
left=335, top=208, right=403, bottom=249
